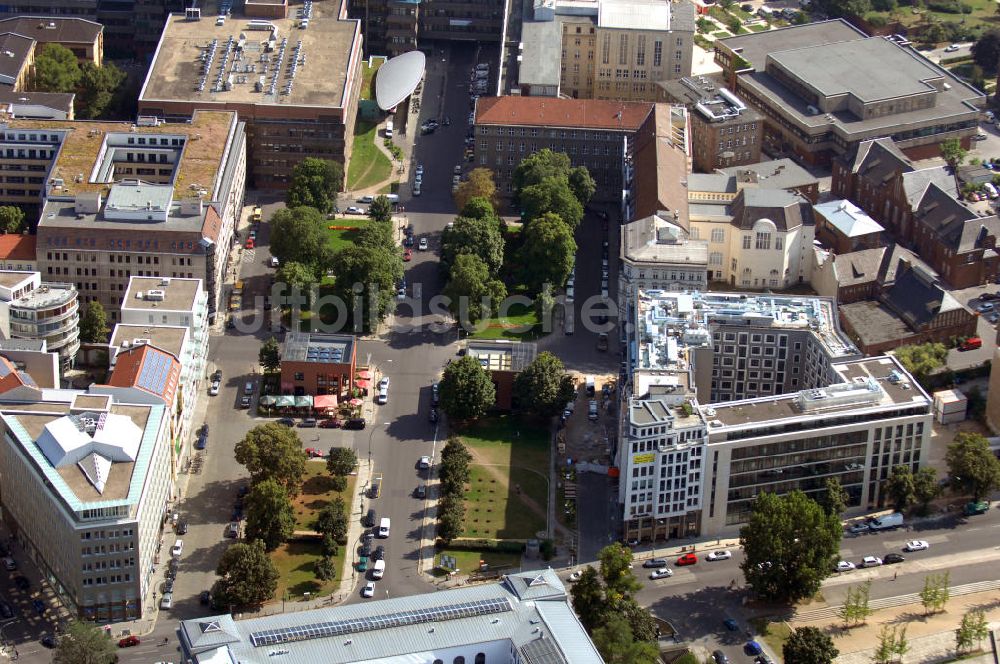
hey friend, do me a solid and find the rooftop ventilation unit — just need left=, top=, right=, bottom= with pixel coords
left=145, top=290, right=166, bottom=301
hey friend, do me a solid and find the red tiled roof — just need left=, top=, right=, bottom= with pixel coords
left=108, top=344, right=181, bottom=405
left=475, top=96, right=655, bottom=131
left=0, top=234, right=36, bottom=261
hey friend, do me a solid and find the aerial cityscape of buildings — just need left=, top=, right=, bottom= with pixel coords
left=0, top=0, right=995, bottom=661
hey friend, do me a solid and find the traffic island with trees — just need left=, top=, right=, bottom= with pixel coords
left=222, top=424, right=356, bottom=606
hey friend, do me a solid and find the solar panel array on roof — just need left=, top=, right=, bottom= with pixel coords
left=137, top=351, right=173, bottom=394
left=306, top=345, right=344, bottom=363
left=248, top=597, right=512, bottom=647
left=0, top=360, right=11, bottom=378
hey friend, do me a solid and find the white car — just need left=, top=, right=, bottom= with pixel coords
left=413, top=182, right=422, bottom=196
left=418, top=238, right=428, bottom=251
left=346, top=206, right=364, bottom=215
left=861, top=555, right=882, bottom=568
left=415, top=164, right=424, bottom=175
left=418, top=455, right=432, bottom=469
left=269, top=256, right=279, bottom=268
left=649, top=568, right=673, bottom=580
left=706, top=550, right=732, bottom=561
left=568, top=570, right=582, bottom=582
left=835, top=560, right=856, bottom=572
left=944, top=43, right=960, bottom=52
left=376, top=387, right=388, bottom=405
left=362, top=582, right=375, bottom=598
left=171, top=540, right=184, bottom=558
left=378, top=377, right=390, bottom=390
left=904, top=540, right=929, bottom=552
left=208, top=380, right=220, bottom=396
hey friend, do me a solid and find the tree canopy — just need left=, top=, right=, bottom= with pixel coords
left=329, top=243, right=403, bottom=331
left=460, top=196, right=499, bottom=222
left=513, top=352, right=576, bottom=416
left=234, top=423, right=307, bottom=495
left=940, top=138, right=967, bottom=170
left=818, top=477, right=849, bottom=517
left=244, top=478, right=295, bottom=551
left=0, top=206, right=26, bottom=234
left=453, top=168, right=498, bottom=211
left=367, top=195, right=394, bottom=223
left=326, top=446, right=358, bottom=477
left=286, top=158, right=343, bottom=213
left=591, top=614, right=659, bottom=664
left=53, top=620, right=118, bottom=664
left=893, top=342, right=947, bottom=385
left=79, top=301, right=110, bottom=343
left=444, top=254, right=507, bottom=325
left=77, top=61, right=126, bottom=119
left=276, top=260, right=318, bottom=297
left=440, top=214, right=505, bottom=277
left=945, top=431, right=1000, bottom=501
left=519, top=212, right=577, bottom=295
left=33, top=43, right=81, bottom=93
left=438, top=355, right=496, bottom=421
left=885, top=464, right=917, bottom=512
left=258, top=336, right=281, bottom=373
left=212, top=539, right=279, bottom=609
left=739, top=490, right=842, bottom=602
left=783, top=626, right=840, bottom=664
left=520, top=177, right=584, bottom=228
left=972, top=30, right=1000, bottom=74
left=314, top=497, right=349, bottom=544
left=269, top=206, right=333, bottom=273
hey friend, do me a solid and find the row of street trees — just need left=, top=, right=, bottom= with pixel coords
left=436, top=438, right=472, bottom=541
left=570, top=544, right=659, bottom=664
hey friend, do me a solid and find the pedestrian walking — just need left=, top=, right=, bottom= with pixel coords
left=893, top=571, right=898, bottom=580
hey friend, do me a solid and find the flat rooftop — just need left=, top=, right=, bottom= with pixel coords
left=720, top=21, right=984, bottom=135
left=466, top=340, right=537, bottom=373
left=141, top=11, right=359, bottom=110
left=0, top=271, right=32, bottom=290
left=703, top=356, right=930, bottom=429
left=4, top=110, right=237, bottom=199
left=123, top=277, right=203, bottom=313
left=111, top=324, right=189, bottom=361
left=283, top=332, right=354, bottom=364
left=13, top=282, right=76, bottom=309
left=768, top=38, right=938, bottom=104
left=0, top=396, right=163, bottom=508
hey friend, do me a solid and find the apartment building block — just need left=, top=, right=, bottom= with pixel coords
left=354, top=0, right=502, bottom=57
left=620, top=290, right=930, bottom=541
left=0, top=235, right=36, bottom=272
left=137, top=6, right=362, bottom=189
left=715, top=21, right=984, bottom=166
left=0, top=270, right=79, bottom=369
left=0, top=385, right=172, bottom=622
left=619, top=211, right=708, bottom=303
left=473, top=95, right=656, bottom=202
left=24, top=110, right=246, bottom=321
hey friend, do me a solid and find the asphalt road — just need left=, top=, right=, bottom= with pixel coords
left=561, top=505, right=1000, bottom=663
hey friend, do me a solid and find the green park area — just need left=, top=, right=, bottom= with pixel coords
left=468, top=301, right=542, bottom=341
left=456, top=415, right=550, bottom=540
left=346, top=121, right=393, bottom=191
left=271, top=463, right=357, bottom=600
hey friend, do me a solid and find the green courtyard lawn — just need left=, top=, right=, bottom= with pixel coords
left=346, top=121, right=393, bottom=191
left=435, top=549, right=522, bottom=576
left=468, top=302, right=542, bottom=341
left=269, top=463, right=357, bottom=600
left=325, top=217, right=377, bottom=253
left=455, top=415, right=551, bottom=541
left=360, top=57, right=386, bottom=101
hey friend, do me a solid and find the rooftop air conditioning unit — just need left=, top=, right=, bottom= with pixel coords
left=135, top=291, right=144, bottom=299
left=145, top=289, right=166, bottom=301
left=133, top=338, right=151, bottom=346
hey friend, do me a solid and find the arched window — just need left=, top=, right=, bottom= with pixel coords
left=454, top=657, right=466, bottom=664
left=475, top=654, right=486, bottom=664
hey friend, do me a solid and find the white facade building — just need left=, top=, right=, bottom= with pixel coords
left=0, top=383, right=171, bottom=622
left=620, top=290, right=931, bottom=541
left=619, top=212, right=708, bottom=303
left=0, top=270, right=79, bottom=370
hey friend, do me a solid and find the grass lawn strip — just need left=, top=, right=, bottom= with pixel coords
left=469, top=302, right=542, bottom=341
left=347, top=121, right=393, bottom=191
left=326, top=217, right=376, bottom=253
left=435, top=549, right=521, bottom=576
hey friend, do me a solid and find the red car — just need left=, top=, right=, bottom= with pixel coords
left=118, top=636, right=140, bottom=648
left=676, top=553, right=698, bottom=566
left=305, top=447, right=325, bottom=458
left=403, top=248, right=413, bottom=262
left=319, top=418, right=340, bottom=428
left=245, top=237, right=255, bottom=250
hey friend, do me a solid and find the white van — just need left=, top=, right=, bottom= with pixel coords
left=985, top=182, right=998, bottom=199
left=372, top=559, right=386, bottom=579
left=385, top=119, right=394, bottom=139
left=378, top=517, right=391, bottom=538
left=868, top=512, right=904, bottom=531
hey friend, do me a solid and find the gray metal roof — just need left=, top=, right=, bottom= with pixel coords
left=375, top=50, right=426, bottom=111
left=178, top=569, right=603, bottom=664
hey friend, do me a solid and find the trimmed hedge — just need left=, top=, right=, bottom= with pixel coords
left=438, top=539, right=525, bottom=554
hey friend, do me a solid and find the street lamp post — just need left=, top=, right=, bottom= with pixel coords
left=367, top=422, right=390, bottom=463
